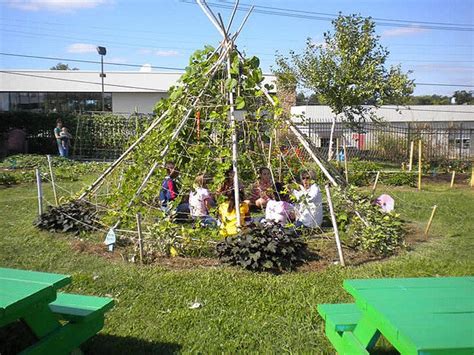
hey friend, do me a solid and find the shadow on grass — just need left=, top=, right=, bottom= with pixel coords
left=0, top=321, right=181, bottom=355
left=83, top=334, right=182, bottom=354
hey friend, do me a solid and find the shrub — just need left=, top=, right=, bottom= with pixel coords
left=216, top=223, right=309, bottom=272
left=0, top=172, right=18, bottom=186
left=35, top=200, right=99, bottom=233
left=348, top=159, right=382, bottom=186
left=380, top=172, right=416, bottom=187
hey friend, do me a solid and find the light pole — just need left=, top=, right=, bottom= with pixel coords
left=96, top=46, right=107, bottom=111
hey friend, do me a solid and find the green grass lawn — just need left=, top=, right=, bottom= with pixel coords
left=1, top=178, right=473, bottom=353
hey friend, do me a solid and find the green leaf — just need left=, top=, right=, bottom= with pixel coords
left=235, top=96, right=246, bottom=109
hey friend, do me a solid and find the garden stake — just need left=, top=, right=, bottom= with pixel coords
left=325, top=185, right=345, bottom=266
left=408, top=140, right=414, bottom=171
left=343, top=138, right=349, bottom=184
left=336, top=138, right=340, bottom=168
left=424, top=205, right=438, bottom=238
left=46, top=155, right=58, bottom=206
left=136, top=213, right=144, bottom=265
left=371, top=171, right=380, bottom=198
left=418, top=140, right=422, bottom=191
left=450, top=170, right=456, bottom=188
left=471, top=166, right=474, bottom=187
left=35, top=168, right=43, bottom=216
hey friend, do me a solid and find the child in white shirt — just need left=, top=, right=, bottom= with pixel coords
left=189, top=174, right=217, bottom=226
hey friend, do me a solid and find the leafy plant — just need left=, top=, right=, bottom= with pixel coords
left=348, top=159, right=381, bottom=186
left=216, top=223, right=309, bottom=272
left=35, top=200, right=99, bottom=233
left=332, top=187, right=405, bottom=255
left=0, top=172, right=18, bottom=186
left=381, top=172, right=416, bottom=187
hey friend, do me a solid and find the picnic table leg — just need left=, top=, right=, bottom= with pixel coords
left=22, top=303, right=61, bottom=338
left=349, top=315, right=381, bottom=351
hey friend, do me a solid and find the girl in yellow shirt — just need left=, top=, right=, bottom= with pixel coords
left=218, top=188, right=250, bottom=236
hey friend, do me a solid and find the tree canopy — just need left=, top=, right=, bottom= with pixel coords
left=50, top=62, right=79, bottom=70
left=274, top=14, right=414, bottom=121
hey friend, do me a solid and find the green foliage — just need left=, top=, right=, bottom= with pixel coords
left=427, top=159, right=472, bottom=174
left=0, top=172, right=18, bottom=186
left=216, top=224, right=309, bottom=272
left=381, top=172, right=416, bottom=187
left=375, top=131, right=408, bottom=162
left=348, top=159, right=381, bottom=186
left=274, top=14, right=414, bottom=121
left=102, top=46, right=280, bottom=225
left=35, top=200, right=98, bottom=233
left=332, top=187, right=405, bottom=255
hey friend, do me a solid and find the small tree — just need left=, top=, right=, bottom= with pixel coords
left=50, top=62, right=79, bottom=70
left=274, top=14, right=414, bottom=160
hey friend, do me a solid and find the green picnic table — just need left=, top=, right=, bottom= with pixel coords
left=0, top=267, right=114, bottom=354
left=318, top=277, right=474, bottom=354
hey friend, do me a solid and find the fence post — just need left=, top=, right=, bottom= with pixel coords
left=35, top=169, right=43, bottom=216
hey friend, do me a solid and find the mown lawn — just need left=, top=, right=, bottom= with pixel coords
left=1, top=178, right=473, bottom=354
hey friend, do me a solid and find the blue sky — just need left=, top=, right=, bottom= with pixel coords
left=0, top=0, right=473, bottom=95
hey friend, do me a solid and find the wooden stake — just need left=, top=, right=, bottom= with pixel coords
left=424, top=205, right=438, bottom=237
left=471, top=166, right=474, bottom=188
left=418, top=140, right=422, bottom=191
left=450, top=170, right=456, bottom=188
left=371, top=171, right=380, bottom=197
left=325, top=185, right=345, bottom=266
left=408, top=141, right=414, bottom=171
left=35, top=168, right=43, bottom=216
left=343, top=137, right=349, bottom=184
left=136, top=213, right=144, bottom=265
left=336, top=138, right=340, bottom=168
left=46, top=155, right=58, bottom=206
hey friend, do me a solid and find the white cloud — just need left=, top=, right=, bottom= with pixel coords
left=382, top=26, right=428, bottom=37
left=6, top=0, right=111, bottom=12
left=66, top=43, right=97, bottom=54
left=139, top=64, right=152, bottom=72
left=154, top=50, right=179, bottom=57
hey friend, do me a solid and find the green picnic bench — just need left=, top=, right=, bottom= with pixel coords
left=318, top=277, right=474, bottom=354
left=0, top=267, right=114, bottom=354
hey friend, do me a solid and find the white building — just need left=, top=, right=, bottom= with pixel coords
left=0, top=70, right=277, bottom=114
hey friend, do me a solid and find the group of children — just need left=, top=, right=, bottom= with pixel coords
left=159, top=162, right=324, bottom=236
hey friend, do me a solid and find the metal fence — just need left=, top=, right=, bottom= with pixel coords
left=296, top=118, right=474, bottom=163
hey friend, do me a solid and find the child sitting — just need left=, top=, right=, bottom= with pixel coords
left=264, top=182, right=295, bottom=225
left=159, top=161, right=179, bottom=211
left=218, top=188, right=250, bottom=237
left=189, top=174, right=217, bottom=226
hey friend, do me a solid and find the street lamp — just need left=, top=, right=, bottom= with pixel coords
left=96, top=46, right=107, bottom=111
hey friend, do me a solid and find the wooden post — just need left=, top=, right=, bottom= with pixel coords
left=408, top=141, right=414, bottom=171
left=46, top=155, right=59, bottom=206
left=418, top=140, right=422, bottom=191
left=136, top=213, right=144, bottom=265
left=450, top=170, right=456, bottom=188
left=343, top=137, right=349, bottom=184
left=371, top=171, right=380, bottom=197
left=424, top=205, right=438, bottom=237
left=35, top=169, right=43, bottom=216
left=325, top=185, right=345, bottom=266
left=471, top=166, right=474, bottom=188
left=336, top=138, right=340, bottom=168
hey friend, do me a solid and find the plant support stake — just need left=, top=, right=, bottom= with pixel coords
left=324, top=185, right=345, bottom=266
left=450, top=170, right=456, bottom=188
left=418, top=140, right=422, bottom=191
left=371, top=171, right=380, bottom=198
left=35, top=168, right=43, bottom=216
left=424, top=205, right=438, bottom=237
left=408, top=140, right=414, bottom=172
left=343, top=138, right=349, bottom=184
left=136, top=213, right=144, bottom=265
left=46, top=155, right=58, bottom=206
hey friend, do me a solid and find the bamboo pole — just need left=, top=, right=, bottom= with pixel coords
left=336, top=138, right=340, bottom=168
left=343, top=137, right=349, bottom=184
left=408, top=141, right=414, bottom=171
left=450, top=170, right=456, bottom=188
left=418, top=140, right=422, bottom=191
left=424, top=205, right=438, bottom=237
left=471, top=166, right=474, bottom=188
left=46, top=155, right=58, bottom=206
left=35, top=169, right=43, bottom=216
left=325, top=185, right=345, bottom=266
left=136, top=213, right=144, bottom=265
left=371, top=171, right=380, bottom=197
left=328, top=117, right=336, bottom=161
